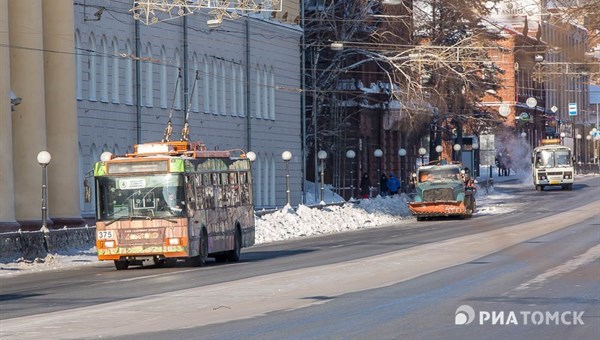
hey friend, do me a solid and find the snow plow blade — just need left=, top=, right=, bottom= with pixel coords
left=408, top=201, right=466, bottom=216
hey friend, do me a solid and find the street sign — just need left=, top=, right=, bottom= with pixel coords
left=593, top=131, right=600, bottom=140
left=551, top=106, right=558, bottom=113
left=526, top=97, right=537, bottom=108
left=568, top=103, right=577, bottom=116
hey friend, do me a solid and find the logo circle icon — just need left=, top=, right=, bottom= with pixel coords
left=455, top=305, right=475, bottom=325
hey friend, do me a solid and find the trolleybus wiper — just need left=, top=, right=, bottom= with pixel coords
left=105, top=214, right=178, bottom=226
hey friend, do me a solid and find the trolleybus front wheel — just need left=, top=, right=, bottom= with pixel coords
left=114, top=260, right=129, bottom=270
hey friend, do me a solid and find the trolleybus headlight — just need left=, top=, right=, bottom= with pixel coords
left=104, top=240, right=116, bottom=248
left=167, top=238, right=181, bottom=245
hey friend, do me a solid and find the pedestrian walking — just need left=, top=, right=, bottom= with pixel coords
left=360, top=172, right=371, bottom=199
left=386, top=173, right=400, bottom=195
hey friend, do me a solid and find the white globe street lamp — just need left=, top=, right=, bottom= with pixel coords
left=374, top=149, right=383, bottom=196
left=281, top=151, right=292, bottom=205
left=346, top=150, right=356, bottom=200
left=398, top=148, right=407, bottom=192
left=317, top=150, right=328, bottom=203
left=246, top=151, right=257, bottom=162
left=418, top=147, right=427, bottom=165
left=37, top=151, right=52, bottom=232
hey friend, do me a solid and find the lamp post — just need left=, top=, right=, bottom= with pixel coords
left=435, top=145, right=443, bottom=161
left=418, top=147, right=427, bottom=165
left=576, top=133, right=582, bottom=173
left=398, top=148, right=407, bottom=193
left=374, top=149, right=383, bottom=196
left=472, top=140, right=479, bottom=177
left=346, top=150, right=356, bottom=200
left=453, top=144, right=461, bottom=163
left=282, top=151, right=292, bottom=206
left=317, top=150, right=327, bottom=203
left=586, top=134, right=592, bottom=163
left=37, top=151, right=52, bottom=231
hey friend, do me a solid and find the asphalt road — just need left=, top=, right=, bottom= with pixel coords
left=1, top=176, right=598, bottom=339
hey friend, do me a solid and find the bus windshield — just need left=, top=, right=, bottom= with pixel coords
left=535, top=149, right=572, bottom=168
left=96, top=174, right=185, bottom=221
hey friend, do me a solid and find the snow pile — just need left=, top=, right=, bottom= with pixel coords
left=256, top=194, right=412, bottom=243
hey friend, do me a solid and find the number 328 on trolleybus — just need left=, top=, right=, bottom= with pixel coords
left=93, top=140, right=255, bottom=270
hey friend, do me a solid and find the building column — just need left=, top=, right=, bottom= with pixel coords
left=9, top=0, right=50, bottom=230
left=0, top=0, right=20, bottom=232
left=42, top=0, right=84, bottom=228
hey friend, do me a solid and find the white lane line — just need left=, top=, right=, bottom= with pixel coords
left=510, top=244, right=600, bottom=293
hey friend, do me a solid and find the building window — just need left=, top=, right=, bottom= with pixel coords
left=255, top=156, right=262, bottom=206
left=160, top=46, right=167, bottom=108
left=75, top=30, right=82, bottom=100
left=125, top=40, right=133, bottom=105
left=111, top=37, right=120, bottom=104
left=212, top=60, right=218, bottom=114
left=270, top=156, right=275, bottom=206
left=145, top=43, right=153, bottom=107
left=262, top=66, right=268, bottom=120
left=221, top=61, right=227, bottom=116
left=191, top=53, right=199, bottom=112
left=269, top=67, right=275, bottom=120
left=88, top=33, right=97, bottom=102
left=255, top=66, right=261, bottom=118
left=203, top=56, right=210, bottom=113
left=231, top=62, right=238, bottom=116
left=174, top=49, right=181, bottom=110
left=239, top=64, right=245, bottom=117
left=100, top=36, right=109, bottom=102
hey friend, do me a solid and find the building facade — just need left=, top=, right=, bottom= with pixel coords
left=1, top=0, right=302, bottom=232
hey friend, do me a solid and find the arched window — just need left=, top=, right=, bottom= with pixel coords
left=212, top=59, right=218, bottom=115
left=111, top=37, right=120, bottom=104
left=231, top=62, right=237, bottom=116
left=145, top=43, right=153, bottom=107
left=255, top=65, right=261, bottom=118
left=269, top=66, right=275, bottom=120
left=100, top=35, right=109, bottom=102
left=191, top=53, right=199, bottom=112
left=262, top=157, right=269, bottom=205
left=262, top=66, right=268, bottom=120
left=255, top=155, right=263, bottom=206
left=238, top=64, right=245, bottom=117
left=88, top=33, right=97, bottom=101
left=220, top=61, right=226, bottom=115
left=125, top=40, right=133, bottom=105
left=203, top=55, right=210, bottom=113
left=174, top=49, right=181, bottom=110
left=75, top=30, right=82, bottom=100
left=270, top=156, right=275, bottom=206
left=160, top=46, right=167, bottom=108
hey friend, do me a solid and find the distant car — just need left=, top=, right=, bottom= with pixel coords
left=408, top=163, right=475, bottom=221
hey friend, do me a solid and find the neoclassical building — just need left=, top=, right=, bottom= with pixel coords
left=1, top=0, right=302, bottom=231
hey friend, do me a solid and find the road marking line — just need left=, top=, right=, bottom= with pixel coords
left=509, top=244, right=600, bottom=294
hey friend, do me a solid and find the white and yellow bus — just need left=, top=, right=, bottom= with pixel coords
left=532, top=139, right=574, bottom=191
left=94, top=140, right=255, bottom=270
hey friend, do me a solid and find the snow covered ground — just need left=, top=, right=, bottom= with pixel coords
left=1, top=170, right=594, bottom=277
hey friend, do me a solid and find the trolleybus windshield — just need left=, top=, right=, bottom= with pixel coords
left=96, top=174, right=185, bottom=221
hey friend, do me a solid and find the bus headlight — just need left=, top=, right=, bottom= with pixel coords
left=538, top=175, right=546, bottom=180
left=104, top=240, right=116, bottom=248
left=563, top=172, right=572, bottom=179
